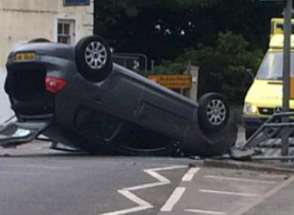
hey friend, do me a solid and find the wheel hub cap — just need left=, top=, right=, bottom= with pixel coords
left=206, top=99, right=226, bottom=126
left=85, top=41, right=107, bottom=69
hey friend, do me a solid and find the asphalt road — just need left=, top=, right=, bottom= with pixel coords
left=0, top=143, right=293, bottom=215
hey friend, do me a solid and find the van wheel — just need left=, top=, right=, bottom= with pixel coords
left=198, top=93, right=229, bottom=132
left=75, top=35, right=113, bottom=82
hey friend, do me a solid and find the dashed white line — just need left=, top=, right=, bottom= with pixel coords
left=185, top=209, right=226, bottom=215
left=199, top=189, right=259, bottom=197
left=182, top=167, right=200, bottom=182
left=204, top=175, right=278, bottom=184
left=160, top=166, right=201, bottom=212
left=160, top=187, right=186, bottom=212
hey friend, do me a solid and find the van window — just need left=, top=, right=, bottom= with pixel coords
left=256, top=52, right=294, bottom=80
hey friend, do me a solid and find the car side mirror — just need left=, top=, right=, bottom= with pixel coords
left=244, top=68, right=254, bottom=85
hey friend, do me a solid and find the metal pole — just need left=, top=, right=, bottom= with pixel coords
left=151, top=60, right=155, bottom=72
left=281, top=0, right=292, bottom=156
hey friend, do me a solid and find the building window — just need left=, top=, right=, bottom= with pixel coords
left=57, top=19, right=76, bottom=44
left=64, top=0, right=90, bottom=6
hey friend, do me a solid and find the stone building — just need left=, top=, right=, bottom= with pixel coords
left=0, top=0, right=94, bottom=66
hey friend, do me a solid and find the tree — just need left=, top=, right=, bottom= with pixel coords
left=94, top=0, right=226, bottom=62
left=153, top=32, right=263, bottom=104
left=95, top=0, right=282, bottom=63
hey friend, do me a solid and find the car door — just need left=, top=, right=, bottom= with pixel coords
left=0, top=121, right=50, bottom=148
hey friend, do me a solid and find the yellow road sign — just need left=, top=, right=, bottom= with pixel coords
left=149, top=75, right=192, bottom=89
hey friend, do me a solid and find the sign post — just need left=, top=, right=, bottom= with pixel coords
left=281, top=0, right=292, bottom=156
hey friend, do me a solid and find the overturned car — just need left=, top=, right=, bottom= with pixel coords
left=1, top=35, right=237, bottom=156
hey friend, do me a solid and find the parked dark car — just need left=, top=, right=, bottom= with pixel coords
left=0, top=35, right=237, bottom=156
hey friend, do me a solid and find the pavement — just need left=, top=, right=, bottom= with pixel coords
left=243, top=179, right=294, bottom=215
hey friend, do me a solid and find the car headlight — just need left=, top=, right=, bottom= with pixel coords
left=243, top=103, right=258, bottom=114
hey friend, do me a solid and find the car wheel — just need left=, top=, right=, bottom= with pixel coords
left=75, top=35, right=113, bottom=82
left=198, top=93, right=229, bottom=132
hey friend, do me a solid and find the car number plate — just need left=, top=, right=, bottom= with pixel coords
left=15, top=52, right=36, bottom=62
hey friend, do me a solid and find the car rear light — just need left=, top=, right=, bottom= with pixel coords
left=45, top=76, right=66, bottom=94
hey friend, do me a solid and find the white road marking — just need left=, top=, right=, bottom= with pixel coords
left=199, top=189, right=259, bottom=197
left=185, top=209, right=226, bottom=215
left=205, top=175, right=278, bottom=184
left=127, top=165, right=186, bottom=191
left=160, top=166, right=201, bottom=212
left=100, top=165, right=187, bottom=215
left=160, top=187, right=186, bottom=212
left=126, top=181, right=167, bottom=191
left=101, top=190, right=153, bottom=215
left=182, top=167, right=200, bottom=182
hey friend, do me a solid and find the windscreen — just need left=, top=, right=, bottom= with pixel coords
left=256, top=51, right=294, bottom=80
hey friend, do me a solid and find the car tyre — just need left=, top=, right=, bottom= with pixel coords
left=75, top=35, right=113, bottom=82
left=198, top=93, right=229, bottom=132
